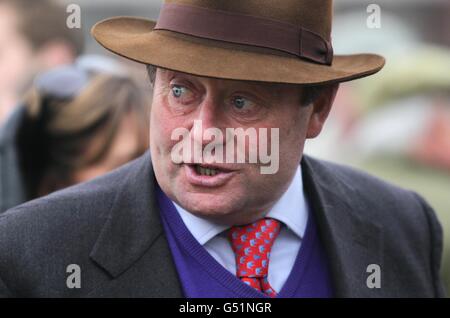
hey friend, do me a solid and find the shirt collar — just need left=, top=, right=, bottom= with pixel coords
left=173, top=165, right=308, bottom=245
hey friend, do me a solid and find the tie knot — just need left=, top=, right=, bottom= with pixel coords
left=228, top=218, right=281, bottom=278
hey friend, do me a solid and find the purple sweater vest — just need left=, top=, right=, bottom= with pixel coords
left=156, top=186, right=334, bottom=298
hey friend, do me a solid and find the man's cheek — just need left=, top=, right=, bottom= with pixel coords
left=152, top=109, right=179, bottom=148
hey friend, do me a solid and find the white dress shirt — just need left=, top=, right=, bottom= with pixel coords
left=173, top=165, right=309, bottom=293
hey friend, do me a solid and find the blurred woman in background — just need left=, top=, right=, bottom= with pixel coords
left=0, top=58, right=150, bottom=212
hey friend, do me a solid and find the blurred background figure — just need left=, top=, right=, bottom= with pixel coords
left=0, top=0, right=84, bottom=126
left=0, top=55, right=150, bottom=213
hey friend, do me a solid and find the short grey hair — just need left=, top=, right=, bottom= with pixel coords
left=300, top=85, right=328, bottom=107
left=147, top=64, right=157, bottom=86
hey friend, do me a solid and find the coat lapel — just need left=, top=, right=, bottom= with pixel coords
left=302, top=156, right=384, bottom=297
left=89, top=152, right=183, bottom=297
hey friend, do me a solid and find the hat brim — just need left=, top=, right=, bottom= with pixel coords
left=92, top=17, right=386, bottom=85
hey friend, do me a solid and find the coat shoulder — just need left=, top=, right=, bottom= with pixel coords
left=304, top=156, right=445, bottom=297
left=0, top=157, right=145, bottom=296
left=304, top=155, right=441, bottom=251
left=305, top=155, right=429, bottom=214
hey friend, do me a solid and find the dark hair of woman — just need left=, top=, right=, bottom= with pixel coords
left=17, top=74, right=150, bottom=199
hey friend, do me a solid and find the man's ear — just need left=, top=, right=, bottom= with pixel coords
left=306, top=84, right=339, bottom=139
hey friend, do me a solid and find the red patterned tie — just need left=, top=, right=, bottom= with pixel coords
left=228, top=218, right=281, bottom=297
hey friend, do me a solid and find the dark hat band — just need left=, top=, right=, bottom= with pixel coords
left=154, top=3, right=333, bottom=66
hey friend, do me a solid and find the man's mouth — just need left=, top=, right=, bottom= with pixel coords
left=195, top=165, right=219, bottom=176
left=193, top=164, right=233, bottom=176
left=184, top=164, right=237, bottom=187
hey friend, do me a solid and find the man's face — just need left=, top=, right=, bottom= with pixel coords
left=150, top=69, right=319, bottom=225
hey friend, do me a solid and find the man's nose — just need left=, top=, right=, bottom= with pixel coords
left=190, top=97, right=224, bottom=146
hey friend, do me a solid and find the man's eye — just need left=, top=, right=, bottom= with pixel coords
left=171, top=85, right=186, bottom=98
left=232, top=96, right=252, bottom=110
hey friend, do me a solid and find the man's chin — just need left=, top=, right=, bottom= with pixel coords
left=175, top=192, right=243, bottom=219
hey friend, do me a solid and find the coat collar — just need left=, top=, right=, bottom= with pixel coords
left=89, top=152, right=382, bottom=297
left=302, top=155, right=383, bottom=297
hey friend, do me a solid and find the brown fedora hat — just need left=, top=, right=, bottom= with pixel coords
left=91, top=0, right=385, bottom=85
